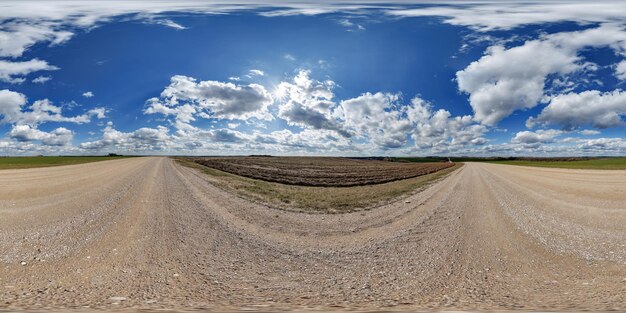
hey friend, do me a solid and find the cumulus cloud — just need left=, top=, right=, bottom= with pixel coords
left=276, top=70, right=347, bottom=136
left=9, top=125, right=73, bottom=146
left=205, top=128, right=244, bottom=143
left=82, top=91, right=94, bottom=98
left=145, top=75, right=274, bottom=127
left=457, top=25, right=626, bottom=126
left=88, top=107, right=107, bottom=119
left=0, top=90, right=81, bottom=125
left=528, top=90, right=626, bottom=129
left=579, top=137, right=626, bottom=152
left=252, top=128, right=354, bottom=153
left=512, top=129, right=563, bottom=145
left=339, top=92, right=410, bottom=147
left=407, top=98, right=488, bottom=151
left=276, top=70, right=487, bottom=151
left=0, top=59, right=58, bottom=83
left=0, top=90, right=104, bottom=126
left=80, top=122, right=172, bottom=151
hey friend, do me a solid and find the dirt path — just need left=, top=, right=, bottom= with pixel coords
left=0, top=157, right=624, bottom=311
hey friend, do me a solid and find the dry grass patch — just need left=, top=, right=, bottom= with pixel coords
left=177, top=157, right=461, bottom=213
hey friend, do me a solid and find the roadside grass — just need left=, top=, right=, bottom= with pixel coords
left=0, top=156, right=129, bottom=170
left=486, top=157, right=626, bottom=170
left=176, top=158, right=462, bottom=213
left=393, top=156, right=626, bottom=170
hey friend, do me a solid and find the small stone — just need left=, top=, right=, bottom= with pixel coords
left=173, top=273, right=179, bottom=277
left=20, top=261, right=27, bottom=266
left=109, top=296, right=127, bottom=302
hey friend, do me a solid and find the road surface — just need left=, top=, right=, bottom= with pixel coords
left=1, top=157, right=624, bottom=311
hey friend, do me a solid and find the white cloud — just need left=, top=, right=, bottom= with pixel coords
left=252, top=128, right=354, bottom=153
left=339, top=92, right=409, bottom=147
left=0, top=1, right=386, bottom=62
left=2, top=1, right=625, bottom=156
left=0, top=89, right=103, bottom=126
left=528, top=89, right=626, bottom=129
left=276, top=70, right=348, bottom=136
left=339, top=19, right=353, bottom=27
left=145, top=75, right=274, bottom=129
left=284, top=54, right=296, bottom=61
left=140, top=15, right=187, bottom=30
left=82, top=91, right=94, bottom=98
left=80, top=122, right=172, bottom=151
left=457, top=25, right=626, bottom=126
left=276, top=70, right=487, bottom=151
left=616, top=60, right=626, bottom=80
left=9, top=125, right=74, bottom=146
left=0, top=22, right=73, bottom=58
left=88, top=107, right=107, bottom=119
left=512, top=129, right=563, bottom=145
left=579, top=129, right=601, bottom=136
left=387, top=1, right=626, bottom=32
left=579, top=137, right=626, bottom=152
left=407, top=97, right=488, bottom=151
left=205, top=128, right=244, bottom=143
left=248, top=69, right=265, bottom=77
left=0, top=59, right=58, bottom=83
left=32, top=75, right=51, bottom=84
left=338, top=19, right=365, bottom=31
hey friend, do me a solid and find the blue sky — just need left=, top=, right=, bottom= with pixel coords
left=0, top=1, right=625, bottom=156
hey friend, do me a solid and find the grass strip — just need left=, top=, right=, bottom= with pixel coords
left=0, top=156, right=130, bottom=170
left=486, top=157, right=626, bottom=170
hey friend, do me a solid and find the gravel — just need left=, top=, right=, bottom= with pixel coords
left=0, top=157, right=624, bottom=311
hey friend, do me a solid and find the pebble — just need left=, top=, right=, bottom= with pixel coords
left=20, top=261, right=27, bottom=266
left=109, top=296, right=127, bottom=302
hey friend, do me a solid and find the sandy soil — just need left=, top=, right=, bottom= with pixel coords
left=0, top=157, right=624, bottom=311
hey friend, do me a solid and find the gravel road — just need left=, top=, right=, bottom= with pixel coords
left=1, top=157, right=624, bottom=311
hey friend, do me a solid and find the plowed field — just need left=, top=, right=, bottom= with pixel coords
left=193, top=157, right=454, bottom=187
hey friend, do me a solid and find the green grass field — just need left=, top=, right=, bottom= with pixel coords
left=393, top=156, right=626, bottom=170
left=0, top=156, right=129, bottom=169
left=486, top=157, right=626, bottom=170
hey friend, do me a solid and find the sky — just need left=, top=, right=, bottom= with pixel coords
left=0, top=1, right=625, bottom=156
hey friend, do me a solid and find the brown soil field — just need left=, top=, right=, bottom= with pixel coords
left=192, top=156, right=454, bottom=187
left=178, top=158, right=461, bottom=213
left=1, top=157, right=625, bottom=312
